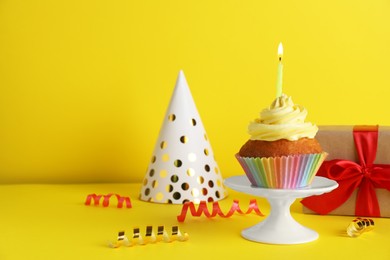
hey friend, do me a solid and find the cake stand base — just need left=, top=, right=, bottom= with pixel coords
left=241, top=197, right=318, bottom=244
left=224, top=176, right=338, bottom=245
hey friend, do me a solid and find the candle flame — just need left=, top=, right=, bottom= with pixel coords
left=278, top=43, right=283, bottom=60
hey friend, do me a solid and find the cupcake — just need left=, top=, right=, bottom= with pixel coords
left=236, top=94, right=327, bottom=189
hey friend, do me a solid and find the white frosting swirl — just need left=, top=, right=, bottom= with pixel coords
left=248, top=94, right=318, bottom=141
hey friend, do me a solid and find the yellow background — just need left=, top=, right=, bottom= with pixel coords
left=1, top=0, right=390, bottom=183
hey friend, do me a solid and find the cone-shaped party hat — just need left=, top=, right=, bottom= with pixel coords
left=139, top=70, right=227, bottom=204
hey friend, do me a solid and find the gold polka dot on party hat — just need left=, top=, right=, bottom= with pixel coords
left=156, top=192, right=164, bottom=201
left=191, top=188, right=199, bottom=197
left=188, top=153, right=196, bottom=162
left=168, top=114, right=176, bottom=122
left=180, top=136, right=188, bottom=143
left=173, top=192, right=181, bottom=200
left=162, top=154, right=169, bottom=162
left=186, top=168, right=195, bottom=177
left=166, top=184, right=173, bottom=192
left=197, top=176, right=204, bottom=184
left=160, top=141, right=167, bottom=149
left=181, top=183, right=189, bottom=190
left=159, top=169, right=167, bottom=178
left=171, top=175, right=179, bottom=183
left=174, top=159, right=182, bottom=167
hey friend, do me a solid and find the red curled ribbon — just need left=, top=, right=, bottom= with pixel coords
left=85, top=193, right=132, bottom=208
left=177, top=199, right=263, bottom=222
left=301, top=125, right=390, bottom=217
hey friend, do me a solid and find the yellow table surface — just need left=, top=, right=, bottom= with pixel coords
left=1, top=181, right=389, bottom=260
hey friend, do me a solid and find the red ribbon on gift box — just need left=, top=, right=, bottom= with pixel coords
left=301, top=125, right=390, bottom=217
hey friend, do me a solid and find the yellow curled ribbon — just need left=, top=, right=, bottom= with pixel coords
left=347, top=217, right=375, bottom=237
left=108, top=226, right=189, bottom=248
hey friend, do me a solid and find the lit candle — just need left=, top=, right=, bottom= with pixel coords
left=276, top=43, right=283, bottom=98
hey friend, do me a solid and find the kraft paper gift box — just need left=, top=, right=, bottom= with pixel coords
left=301, top=125, right=390, bottom=217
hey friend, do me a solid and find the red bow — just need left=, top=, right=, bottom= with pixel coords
left=301, top=126, right=390, bottom=217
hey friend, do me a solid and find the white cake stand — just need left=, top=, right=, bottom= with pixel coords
left=224, top=176, right=338, bottom=245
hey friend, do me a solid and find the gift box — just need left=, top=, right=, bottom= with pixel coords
left=301, top=125, right=390, bottom=217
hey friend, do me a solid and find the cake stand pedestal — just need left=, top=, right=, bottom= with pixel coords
left=224, top=176, right=338, bottom=245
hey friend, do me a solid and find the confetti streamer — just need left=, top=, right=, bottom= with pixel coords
left=108, top=231, right=128, bottom=248
left=177, top=199, right=264, bottom=222
left=108, top=226, right=189, bottom=248
left=346, top=217, right=375, bottom=237
left=85, top=193, right=132, bottom=208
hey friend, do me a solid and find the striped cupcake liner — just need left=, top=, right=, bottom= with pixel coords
left=235, top=152, right=328, bottom=189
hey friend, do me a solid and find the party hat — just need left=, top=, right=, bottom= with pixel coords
left=139, top=70, right=227, bottom=204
